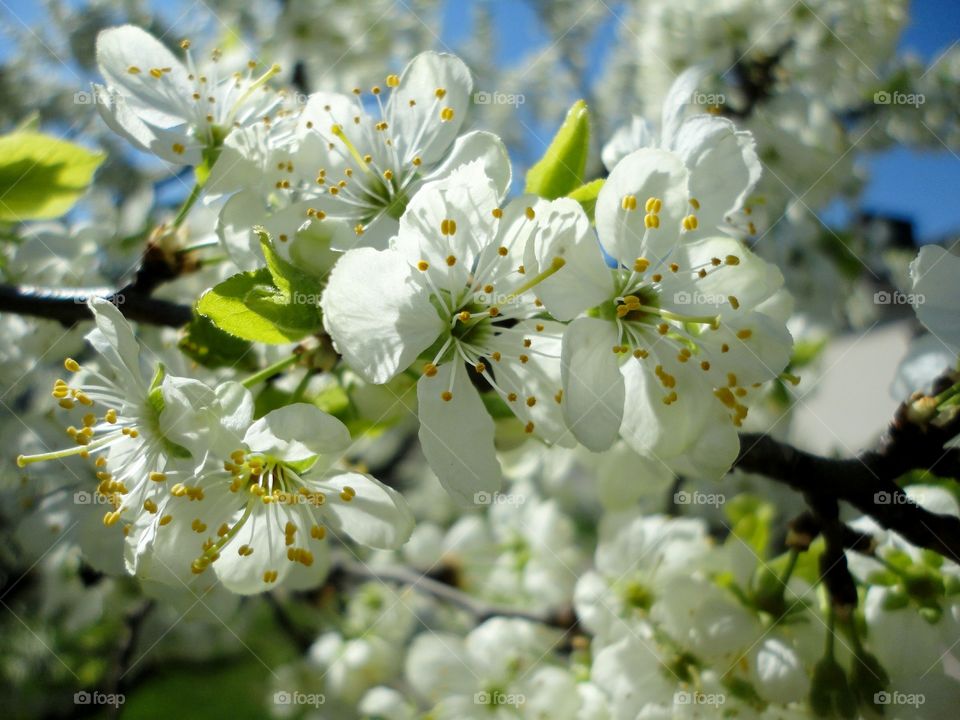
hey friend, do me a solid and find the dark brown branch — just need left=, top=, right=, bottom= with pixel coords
left=736, top=391, right=960, bottom=564
left=0, top=283, right=191, bottom=327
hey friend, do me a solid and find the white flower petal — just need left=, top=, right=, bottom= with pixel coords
left=86, top=297, right=145, bottom=391
left=215, top=381, right=255, bottom=437
left=417, top=362, right=501, bottom=505
left=388, top=52, right=472, bottom=165
left=662, top=401, right=740, bottom=480
left=426, top=130, right=511, bottom=198
left=487, top=320, right=573, bottom=447
left=212, top=501, right=301, bottom=594
left=395, top=162, right=499, bottom=295
left=561, top=317, right=625, bottom=452
left=892, top=333, right=957, bottom=398
left=129, top=475, right=238, bottom=587
left=95, top=25, right=192, bottom=124
left=595, top=148, right=690, bottom=264
left=244, top=403, right=351, bottom=463
left=93, top=85, right=200, bottom=165
left=671, top=116, right=761, bottom=233
left=696, top=313, right=793, bottom=386
left=322, top=247, right=445, bottom=383
left=296, top=91, right=362, bottom=176
left=619, top=350, right=714, bottom=460
left=676, top=236, right=784, bottom=314
left=659, top=65, right=709, bottom=148
left=601, top=115, right=655, bottom=172
left=157, top=375, right=222, bottom=460
left=308, top=471, right=414, bottom=549
left=750, top=637, right=810, bottom=704
left=405, top=633, right=474, bottom=702
left=523, top=197, right=612, bottom=321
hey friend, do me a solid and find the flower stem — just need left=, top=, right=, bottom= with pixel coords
left=825, top=606, right=836, bottom=658
left=172, top=181, right=203, bottom=229
left=176, top=237, right=221, bottom=255
left=241, top=354, right=301, bottom=388
left=290, top=371, right=312, bottom=403
left=934, top=379, right=960, bottom=407
left=780, top=548, right=800, bottom=586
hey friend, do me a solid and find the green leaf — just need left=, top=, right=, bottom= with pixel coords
left=257, top=227, right=322, bottom=298
left=0, top=130, right=104, bottom=221
left=524, top=99, right=590, bottom=199
left=567, top=178, right=604, bottom=221
left=197, top=268, right=318, bottom=344
left=178, top=313, right=257, bottom=369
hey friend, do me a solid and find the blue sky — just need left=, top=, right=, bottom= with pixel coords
left=2, top=0, right=958, bottom=240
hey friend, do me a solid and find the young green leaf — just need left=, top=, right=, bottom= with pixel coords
left=256, top=227, right=323, bottom=298
left=0, top=131, right=104, bottom=222
left=524, top=100, right=590, bottom=199
left=197, top=268, right=318, bottom=344
left=178, top=314, right=258, bottom=369
left=567, top=178, right=605, bottom=221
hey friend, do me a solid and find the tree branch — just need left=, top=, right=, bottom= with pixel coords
left=736, top=386, right=960, bottom=563
left=0, top=283, right=191, bottom=327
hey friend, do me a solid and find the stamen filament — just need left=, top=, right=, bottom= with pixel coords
left=503, top=257, right=566, bottom=301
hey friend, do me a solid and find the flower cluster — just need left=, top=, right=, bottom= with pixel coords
left=322, top=140, right=793, bottom=496
left=18, top=299, right=413, bottom=594
left=17, top=25, right=796, bottom=589
left=5, top=11, right=958, bottom=719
